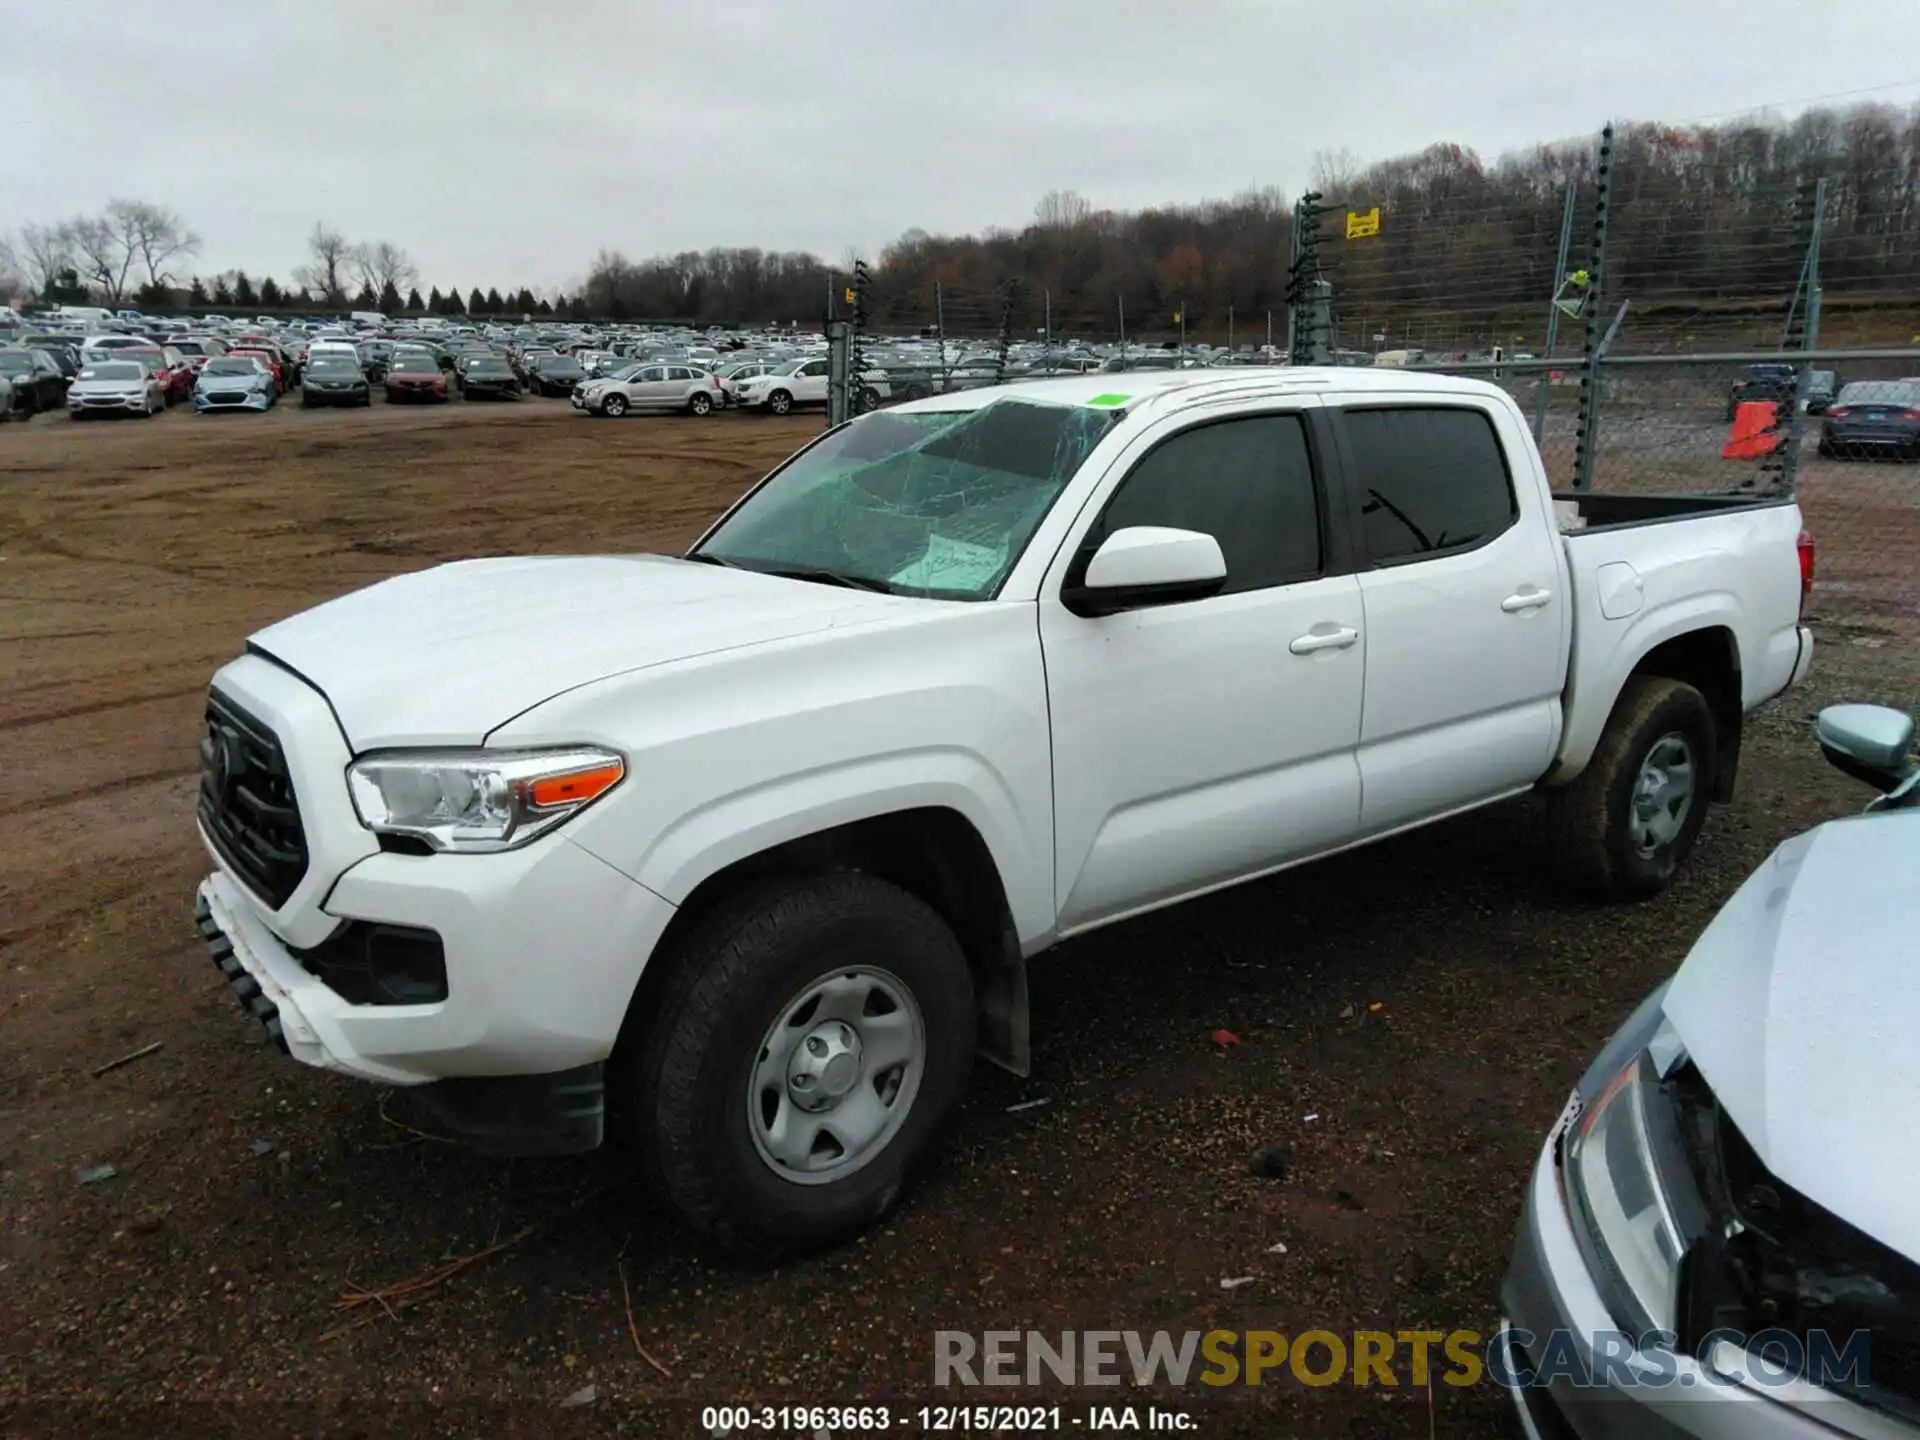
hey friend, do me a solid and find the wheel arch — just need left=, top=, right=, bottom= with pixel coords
left=613, top=805, right=1030, bottom=1078
left=1552, top=609, right=1744, bottom=799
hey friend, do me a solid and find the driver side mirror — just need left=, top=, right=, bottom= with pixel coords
left=1816, top=703, right=1915, bottom=793
left=1062, top=526, right=1227, bottom=617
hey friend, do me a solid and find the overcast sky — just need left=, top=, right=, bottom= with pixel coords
left=7, top=1, right=1918, bottom=293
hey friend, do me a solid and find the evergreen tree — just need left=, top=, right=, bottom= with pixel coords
left=212, top=275, right=234, bottom=306
left=484, top=287, right=505, bottom=313
left=354, top=283, right=378, bottom=310
left=259, top=276, right=283, bottom=307
left=515, top=288, right=536, bottom=314
left=405, top=287, right=424, bottom=313
left=535, top=297, right=552, bottom=316
left=427, top=285, right=444, bottom=314
left=467, top=287, right=486, bottom=315
left=445, top=289, right=466, bottom=315
left=378, top=280, right=403, bottom=314
left=233, top=271, right=257, bottom=307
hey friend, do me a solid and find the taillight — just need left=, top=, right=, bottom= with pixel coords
left=1903, top=409, right=1920, bottom=421
left=1826, top=406, right=1852, bottom=418
left=1797, top=528, right=1815, bottom=616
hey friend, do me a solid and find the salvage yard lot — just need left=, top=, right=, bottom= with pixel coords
left=0, top=401, right=1901, bottom=1436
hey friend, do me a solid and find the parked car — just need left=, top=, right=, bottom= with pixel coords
left=1816, top=378, right=1920, bottom=461
left=730, top=357, right=889, bottom=414
left=526, top=353, right=588, bottom=397
left=1726, top=362, right=1798, bottom=420
left=1499, top=701, right=1916, bottom=1439
left=300, top=352, right=371, bottom=407
left=383, top=356, right=449, bottom=403
left=0, top=347, right=68, bottom=416
left=573, top=362, right=723, bottom=416
left=1802, top=368, right=1837, bottom=414
left=194, top=356, right=276, bottom=414
left=66, top=359, right=165, bottom=418
left=189, top=369, right=1814, bottom=1258
left=227, top=347, right=287, bottom=393
left=459, top=356, right=521, bottom=400
left=167, top=337, right=228, bottom=375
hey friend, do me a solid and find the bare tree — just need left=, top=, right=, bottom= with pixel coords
left=68, top=214, right=137, bottom=303
left=296, top=223, right=351, bottom=305
left=1033, top=189, right=1093, bottom=229
left=0, top=232, right=24, bottom=300
left=349, top=239, right=417, bottom=297
left=17, top=221, right=75, bottom=297
left=109, top=198, right=200, bottom=291
left=1309, top=148, right=1364, bottom=196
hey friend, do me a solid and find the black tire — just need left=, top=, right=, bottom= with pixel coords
left=767, top=388, right=793, bottom=416
left=688, top=390, right=713, bottom=416
left=858, top=386, right=881, bottom=412
left=601, top=393, right=628, bottom=418
left=1545, top=675, right=1717, bottom=900
left=626, top=873, right=975, bottom=1259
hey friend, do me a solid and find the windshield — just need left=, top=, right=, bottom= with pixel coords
left=80, top=363, right=141, bottom=381
left=390, top=357, right=438, bottom=374
left=469, top=359, right=510, bottom=374
left=693, top=398, right=1119, bottom=600
left=309, top=356, right=358, bottom=372
left=1837, top=381, right=1920, bottom=407
left=203, top=359, right=259, bottom=376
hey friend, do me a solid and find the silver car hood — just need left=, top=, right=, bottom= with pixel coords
left=1662, top=808, right=1920, bottom=1261
left=68, top=378, right=147, bottom=394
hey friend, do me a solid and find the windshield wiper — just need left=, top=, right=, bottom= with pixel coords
left=760, top=565, right=898, bottom=594
left=683, top=553, right=896, bottom=593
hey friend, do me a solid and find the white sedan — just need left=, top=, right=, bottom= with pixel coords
left=573, top=363, right=724, bottom=417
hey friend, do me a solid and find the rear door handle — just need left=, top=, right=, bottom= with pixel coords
left=1502, top=589, right=1553, bottom=613
left=1289, top=625, right=1360, bottom=655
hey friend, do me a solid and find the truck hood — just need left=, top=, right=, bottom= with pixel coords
left=1662, top=808, right=1920, bottom=1260
left=249, top=555, right=913, bottom=748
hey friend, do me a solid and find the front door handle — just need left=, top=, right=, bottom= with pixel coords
left=1501, top=589, right=1553, bottom=613
left=1289, top=625, right=1360, bottom=655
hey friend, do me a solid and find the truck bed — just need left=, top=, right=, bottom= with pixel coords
left=1552, top=489, right=1796, bottom=534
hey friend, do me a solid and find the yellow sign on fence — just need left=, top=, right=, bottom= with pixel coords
left=1345, top=207, right=1381, bottom=240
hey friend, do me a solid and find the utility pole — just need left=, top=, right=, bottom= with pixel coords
left=1228, top=304, right=1234, bottom=356
left=1044, top=288, right=1052, bottom=367
left=1117, top=294, right=1126, bottom=355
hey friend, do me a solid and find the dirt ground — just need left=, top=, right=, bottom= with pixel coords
left=0, top=396, right=1909, bottom=1439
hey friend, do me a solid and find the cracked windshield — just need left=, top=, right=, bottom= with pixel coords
left=693, top=399, right=1119, bottom=598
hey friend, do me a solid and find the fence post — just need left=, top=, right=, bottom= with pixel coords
left=851, top=260, right=872, bottom=414
left=1775, top=175, right=1828, bottom=495
left=994, top=280, right=1017, bottom=385
left=825, top=318, right=851, bottom=428
left=1534, top=182, right=1579, bottom=445
left=1573, top=124, right=1615, bottom=492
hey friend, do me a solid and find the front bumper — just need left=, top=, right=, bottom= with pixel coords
left=69, top=394, right=148, bottom=412
left=1501, top=1134, right=1886, bottom=1439
left=190, top=655, right=678, bottom=1142
left=196, top=391, right=270, bottom=411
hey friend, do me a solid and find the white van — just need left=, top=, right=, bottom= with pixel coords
left=55, top=305, right=116, bottom=329
left=349, top=310, right=388, bottom=329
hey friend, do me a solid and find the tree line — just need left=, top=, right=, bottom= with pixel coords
left=6, top=103, right=1917, bottom=337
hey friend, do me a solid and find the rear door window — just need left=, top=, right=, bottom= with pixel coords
left=1341, top=406, right=1516, bottom=565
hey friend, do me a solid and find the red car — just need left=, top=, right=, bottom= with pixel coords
left=120, top=347, right=193, bottom=405
left=381, top=355, right=448, bottom=403
left=228, top=347, right=286, bottom=393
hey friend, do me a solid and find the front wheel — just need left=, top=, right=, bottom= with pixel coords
left=1545, top=676, right=1717, bottom=900
left=601, top=393, right=628, bottom=417
left=766, top=388, right=793, bottom=416
left=626, top=874, right=975, bottom=1258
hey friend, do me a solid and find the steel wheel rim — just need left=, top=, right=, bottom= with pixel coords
left=1629, top=730, right=1695, bottom=857
left=746, top=964, right=926, bottom=1186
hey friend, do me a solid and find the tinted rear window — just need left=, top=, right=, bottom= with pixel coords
left=1343, top=407, right=1516, bottom=564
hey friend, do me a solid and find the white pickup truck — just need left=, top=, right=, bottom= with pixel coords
left=192, top=369, right=1814, bottom=1255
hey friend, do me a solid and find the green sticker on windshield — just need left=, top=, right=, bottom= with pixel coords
left=1086, top=393, right=1130, bottom=407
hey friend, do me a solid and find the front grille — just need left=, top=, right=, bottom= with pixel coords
left=198, top=691, right=308, bottom=908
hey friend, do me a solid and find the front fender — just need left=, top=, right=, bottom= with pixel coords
left=586, top=749, right=1053, bottom=949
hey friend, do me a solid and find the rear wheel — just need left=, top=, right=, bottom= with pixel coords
left=625, top=874, right=975, bottom=1258
left=688, top=391, right=713, bottom=416
left=1546, top=676, right=1717, bottom=900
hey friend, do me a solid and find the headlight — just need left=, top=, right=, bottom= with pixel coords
left=346, top=747, right=624, bottom=853
left=1563, top=1019, right=1693, bottom=1336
